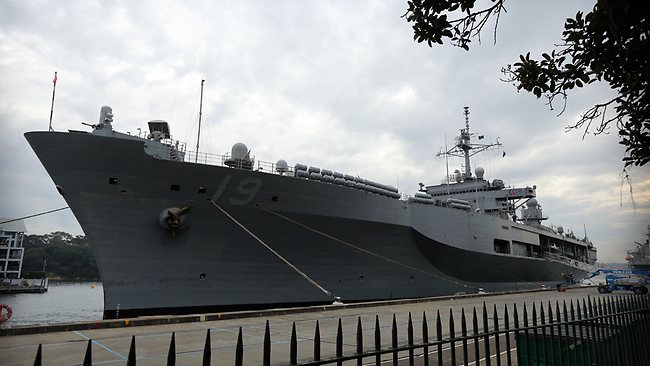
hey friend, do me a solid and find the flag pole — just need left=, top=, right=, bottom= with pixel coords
left=48, top=71, right=57, bottom=131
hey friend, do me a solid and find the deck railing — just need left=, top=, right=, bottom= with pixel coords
left=32, top=294, right=649, bottom=365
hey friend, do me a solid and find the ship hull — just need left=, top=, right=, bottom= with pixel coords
left=25, top=131, right=588, bottom=318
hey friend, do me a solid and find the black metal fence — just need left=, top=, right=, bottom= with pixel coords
left=33, top=294, right=649, bottom=365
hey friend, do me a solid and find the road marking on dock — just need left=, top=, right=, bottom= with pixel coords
left=73, top=331, right=127, bottom=360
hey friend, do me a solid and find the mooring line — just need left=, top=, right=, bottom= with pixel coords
left=259, top=206, right=479, bottom=290
left=0, top=196, right=104, bottom=225
left=208, top=199, right=335, bottom=299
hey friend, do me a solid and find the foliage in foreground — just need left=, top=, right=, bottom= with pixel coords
left=404, top=0, right=649, bottom=168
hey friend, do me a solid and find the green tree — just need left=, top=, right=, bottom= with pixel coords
left=404, top=0, right=650, bottom=168
left=22, top=232, right=99, bottom=281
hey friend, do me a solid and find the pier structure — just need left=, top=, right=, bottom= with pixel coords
left=1, top=287, right=648, bottom=365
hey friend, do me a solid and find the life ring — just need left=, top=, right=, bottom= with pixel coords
left=0, top=304, right=12, bottom=323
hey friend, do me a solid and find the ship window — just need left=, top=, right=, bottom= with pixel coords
left=271, top=196, right=279, bottom=202
left=494, top=239, right=510, bottom=254
left=108, top=177, right=118, bottom=185
left=198, top=187, right=207, bottom=194
left=170, top=184, right=180, bottom=191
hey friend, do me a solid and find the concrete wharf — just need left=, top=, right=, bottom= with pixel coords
left=0, top=287, right=619, bottom=365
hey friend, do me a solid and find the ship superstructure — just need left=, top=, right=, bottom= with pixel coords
left=627, top=226, right=650, bottom=271
left=25, top=106, right=597, bottom=318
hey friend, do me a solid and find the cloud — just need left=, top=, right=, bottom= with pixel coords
left=0, top=1, right=647, bottom=263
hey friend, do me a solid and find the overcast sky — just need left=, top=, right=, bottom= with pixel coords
left=1, top=1, right=648, bottom=263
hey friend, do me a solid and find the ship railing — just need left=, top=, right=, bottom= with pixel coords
left=29, top=294, right=650, bottom=365
left=136, top=132, right=188, bottom=154
left=184, top=150, right=295, bottom=175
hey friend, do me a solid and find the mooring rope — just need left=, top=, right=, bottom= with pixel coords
left=258, top=206, right=479, bottom=290
left=208, top=199, right=335, bottom=298
left=0, top=207, right=70, bottom=225
left=0, top=196, right=104, bottom=225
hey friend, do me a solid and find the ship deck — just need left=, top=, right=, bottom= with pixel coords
left=0, top=286, right=621, bottom=365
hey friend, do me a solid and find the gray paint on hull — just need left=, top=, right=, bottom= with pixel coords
left=24, top=131, right=587, bottom=318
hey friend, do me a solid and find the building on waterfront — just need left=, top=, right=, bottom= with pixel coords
left=0, top=219, right=26, bottom=279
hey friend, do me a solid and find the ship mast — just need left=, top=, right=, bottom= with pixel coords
left=195, top=79, right=205, bottom=163
left=436, top=106, right=502, bottom=180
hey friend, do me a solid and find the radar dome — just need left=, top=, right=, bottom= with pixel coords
left=276, top=159, right=288, bottom=173
left=231, top=143, right=248, bottom=160
left=475, top=167, right=485, bottom=179
left=527, top=198, right=538, bottom=207
left=557, top=226, right=564, bottom=234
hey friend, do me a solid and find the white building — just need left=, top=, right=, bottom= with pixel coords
left=0, top=219, right=26, bottom=279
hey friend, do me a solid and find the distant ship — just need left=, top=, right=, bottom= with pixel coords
left=626, top=226, right=650, bottom=271
left=25, top=106, right=597, bottom=318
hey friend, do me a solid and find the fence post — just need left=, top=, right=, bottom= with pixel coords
left=407, top=313, right=414, bottom=366
left=585, top=298, right=601, bottom=364
left=356, top=316, right=363, bottom=366
left=33, top=343, right=42, bottom=366
left=513, top=304, right=520, bottom=365
left=391, top=314, right=398, bottom=366
left=83, top=339, right=92, bottom=366
left=263, top=320, right=271, bottom=366
left=235, top=327, right=243, bottom=366
left=539, top=302, right=547, bottom=364
left=596, top=297, right=607, bottom=363
left=503, top=304, right=512, bottom=366
left=546, top=302, right=556, bottom=364
left=422, top=311, right=429, bottom=366
left=492, top=305, right=501, bottom=366
left=449, top=309, right=456, bottom=366
left=460, top=309, right=468, bottom=366
left=620, top=296, right=634, bottom=365
left=374, top=315, right=381, bottom=365
left=482, top=303, right=491, bottom=366
left=290, top=322, right=297, bottom=365
left=336, top=318, right=343, bottom=366
left=203, top=329, right=211, bottom=366
left=126, top=336, right=136, bottom=366
left=531, top=303, right=538, bottom=366
left=522, top=304, right=530, bottom=366
left=472, top=308, right=480, bottom=366
left=554, top=301, right=563, bottom=366
left=167, top=332, right=176, bottom=366
left=609, top=298, right=624, bottom=366
left=314, top=320, right=321, bottom=362
left=436, top=310, right=443, bottom=366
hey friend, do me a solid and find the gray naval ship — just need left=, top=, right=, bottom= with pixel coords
left=25, top=106, right=597, bottom=318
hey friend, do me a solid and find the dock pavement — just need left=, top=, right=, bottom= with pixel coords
left=0, top=286, right=612, bottom=365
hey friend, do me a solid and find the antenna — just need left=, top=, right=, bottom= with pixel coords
left=195, top=79, right=205, bottom=163
left=444, top=132, right=450, bottom=197
left=436, top=106, right=502, bottom=182
left=48, top=71, right=58, bottom=131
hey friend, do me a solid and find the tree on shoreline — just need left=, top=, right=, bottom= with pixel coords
left=22, top=232, right=99, bottom=281
left=404, top=0, right=649, bottom=168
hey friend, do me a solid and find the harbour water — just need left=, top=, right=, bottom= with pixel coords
left=0, top=282, right=103, bottom=327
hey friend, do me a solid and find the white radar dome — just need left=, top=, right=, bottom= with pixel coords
left=231, top=143, right=248, bottom=160
left=475, top=167, right=485, bottom=179
left=527, top=198, right=538, bottom=207
left=276, top=159, right=288, bottom=173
